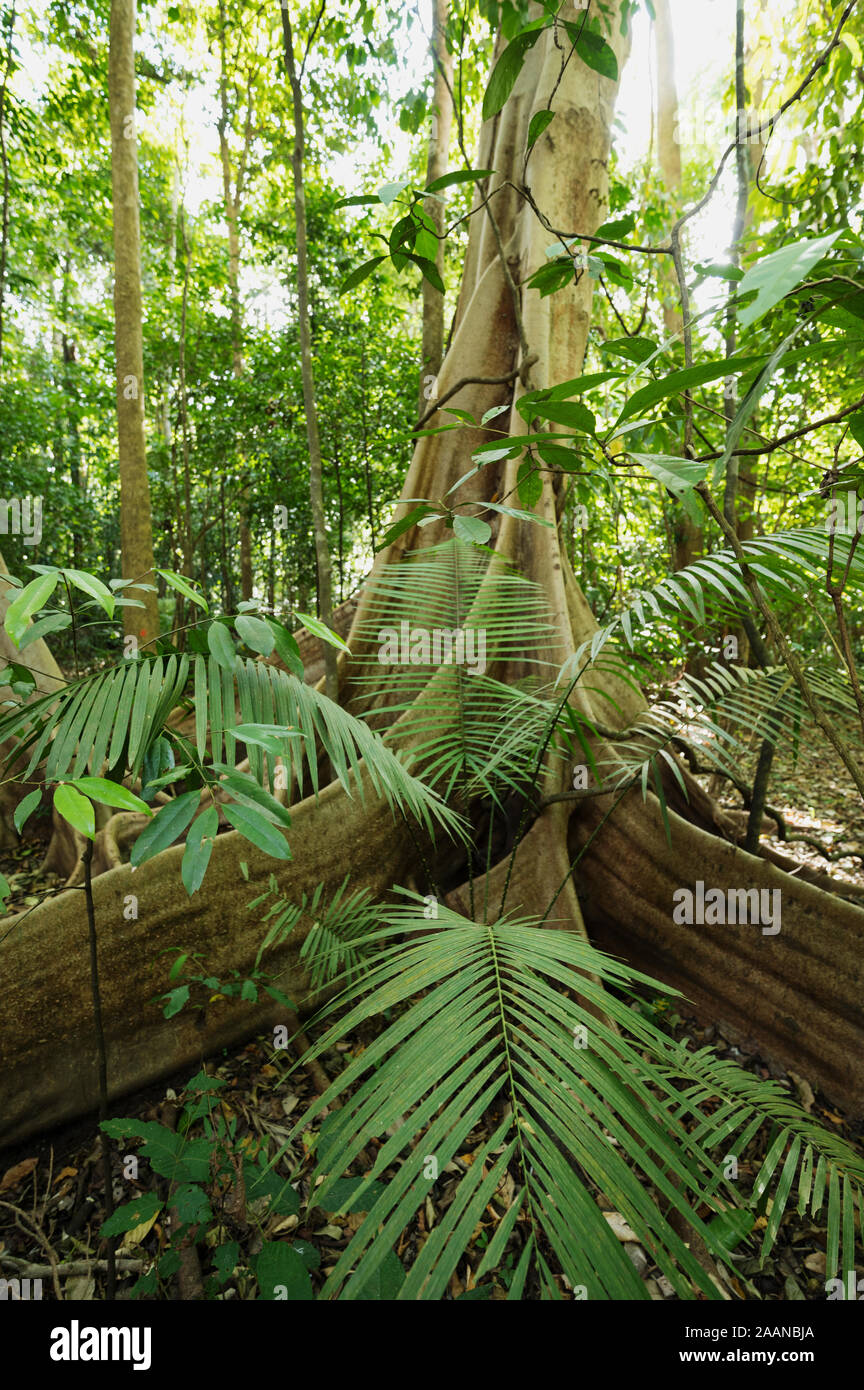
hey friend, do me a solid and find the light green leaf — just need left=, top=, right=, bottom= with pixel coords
left=295, top=612, right=351, bottom=654
left=737, top=231, right=841, bottom=329
left=222, top=803, right=292, bottom=860
left=157, top=568, right=208, bottom=613
left=13, top=788, right=41, bottom=833
left=482, top=28, right=543, bottom=121
left=235, top=615, right=276, bottom=656
left=17, top=611, right=72, bottom=651
left=69, top=777, right=153, bottom=815
left=207, top=622, right=237, bottom=671
left=5, top=572, right=59, bottom=646
left=527, top=109, right=555, bottom=150
left=630, top=452, right=708, bottom=496
left=63, top=568, right=115, bottom=618
left=452, top=515, right=492, bottom=545
left=130, top=790, right=200, bottom=867
left=54, top=783, right=95, bottom=839
left=181, top=805, right=219, bottom=897
left=377, top=180, right=411, bottom=205
left=426, top=169, right=495, bottom=192
left=234, top=723, right=302, bottom=755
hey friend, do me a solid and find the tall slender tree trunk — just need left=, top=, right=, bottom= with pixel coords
left=108, top=0, right=160, bottom=647
left=217, top=0, right=255, bottom=603
left=280, top=4, right=337, bottom=703
left=417, top=0, right=454, bottom=417
left=0, top=0, right=16, bottom=373
left=654, top=0, right=702, bottom=576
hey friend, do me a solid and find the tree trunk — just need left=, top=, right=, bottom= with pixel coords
left=280, top=5, right=337, bottom=703
left=3, top=5, right=864, bottom=1147
left=654, top=0, right=701, bottom=576
left=108, top=0, right=160, bottom=647
left=417, top=0, right=454, bottom=417
left=217, top=0, right=254, bottom=603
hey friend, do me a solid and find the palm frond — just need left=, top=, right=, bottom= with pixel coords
left=269, top=895, right=864, bottom=1300
left=247, top=872, right=381, bottom=992
left=349, top=539, right=562, bottom=806
left=597, top=658, right=855, bottom=794
left=565, top=527, right=864, bottom=675
left=0, top=652, right=463, bottom=841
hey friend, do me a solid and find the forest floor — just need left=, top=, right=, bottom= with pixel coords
left=1, top=720, right=861, bottom=1301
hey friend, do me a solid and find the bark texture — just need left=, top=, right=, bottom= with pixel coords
left=281, top=5, right=337, bottom=702
left=417, top=0, right=454, bottom=417
left=108, top=0, right=160, bottom=646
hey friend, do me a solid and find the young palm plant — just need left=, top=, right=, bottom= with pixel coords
left=252, top=537, right=864, bottom=1299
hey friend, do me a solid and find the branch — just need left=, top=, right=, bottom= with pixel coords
left=413, top=356, right=538, bottom=430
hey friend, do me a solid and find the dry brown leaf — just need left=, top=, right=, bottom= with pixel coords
left=603, top=1210, right=638, bottom=1242
left=0, top=1158, right=37, bottom=1192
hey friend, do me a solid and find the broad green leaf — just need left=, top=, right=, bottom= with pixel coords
left=737, top=231, right=841, bottom=329
left=181, top=805, right=219, bottom=897
left=374, top=505, right=438, bottom=552
left=406, top=253, right=444, bottom=293
left=340, top=255, right=386, bottom=294
left=100, top=1194, right=163, bottom=1239
left=617, top=354, right=767, bottom=423
left=295, top=612, right=351, bottom=654
left=161, top=985, right=190, bottom=1019
left=54, top=783, right=95, bottom=839
left=130, top=790, right=200, bottom=867
left=630, top=453, right=708, bottom=496
left=13, top=788, right=41, bottom=833
left=253, top=1242, right=313, bottom=1300
left=234, top=723, right=302, bottom=755
left=64, top=568, right=115, bottom=618
left=483, top=502, right=552, bottom=527
left=482, top=29, right=543, bottom=121
left=69, top=777, right=153, bottom=815
left=17, top=611, right=72, bottom=650
left=518, top=459, right=543, bottom=508
left=531, top=400, right=596, bottom=432
left=210, top=766, right=293, bottom=827
left=452, top=515, right=492, bottom=545
left=266, top=620, right=304, bottom=678
left=564, top=24, right=618, bottom=80
left=4, top=572, right=59, bottom=646
left=222, top=803, right=292, bottom=859
left=156, top=568, right=208, bottom=613
left=847, top=411, right=864, bottom=453
left=426, top=168, right=495, bottom=192
left=235, top=614, right=276, bottom=656
left=537, top=443, right=582, bottom=470
left=334, top=193, right=380, bottom=209
left=348, top=1247, right=406, bottom=1300
left=527, top=109, right=555, bottom=149
left=207, top=622, right=237, bottom=671
left=376, top=180, right=411, bottom=205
